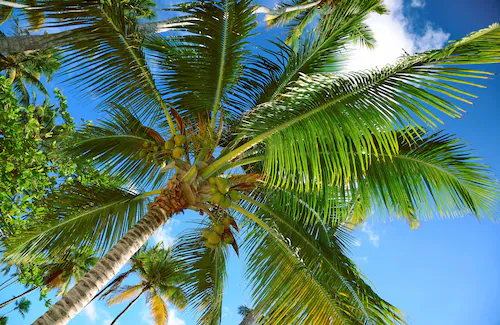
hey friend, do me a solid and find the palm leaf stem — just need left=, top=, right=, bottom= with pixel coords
left=110, top=288, right=147, bottom=325
left=210, top=0, right=231, bottom=131
left=0, top=287, right=37, bottom=309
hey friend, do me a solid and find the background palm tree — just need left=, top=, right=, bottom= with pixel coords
left=97, top=243, right=187, bottom=325
left=0, top=297, right=31, bottom=324
left=0, top=248, right=97, bottom=309
left=1, top=0, right=499, bottom=324
left=0, top=20, right=60, bottom=106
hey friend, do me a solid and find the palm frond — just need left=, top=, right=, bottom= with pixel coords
left=171, top=225, right=230, bottom=325
left=144, top=0, right=257, bottom=121
left=232, top=0, right=384, bottom=114
left=350, top=131, right=499, bottom=223
left=3, top=184, right=154, bottom=263
left=234, top=201, right=405, bottom=324
left=232, top=23, right=500, bottom=191
left=25, top=0, right=175, bottom=127
left=148, top=290, right=168, bottom=325
left=108, top=284, right=143, bottom=305
left=68, top=103, right=173, bottom=190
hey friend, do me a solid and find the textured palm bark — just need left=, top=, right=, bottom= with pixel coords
left=32, top=206, right=171, bottom=325
left=0, top=20, right=192, bottom=53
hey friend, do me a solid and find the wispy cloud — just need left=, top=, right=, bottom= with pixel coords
left=152, top=219, right=179, bottom=248
left=410, top=0, right=425, bottom=8
left=345, top=0, right=450, bottom=71
left=360, top=222, right=380, bottom=248
left=83, top=302, right=114, bottom=325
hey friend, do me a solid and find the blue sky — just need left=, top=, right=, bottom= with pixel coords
left=1, top=0, right=499, bottom=324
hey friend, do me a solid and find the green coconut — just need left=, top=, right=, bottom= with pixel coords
left=213, top=224, right=224, bottom=235
left=207, top=232, right=221, bottom=245
left=172, top=147, right=185, bottom=159
left=174, top=134, right=187, bottom=146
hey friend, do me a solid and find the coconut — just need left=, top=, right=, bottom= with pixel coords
left=215, top=177, right=230, bottom=194
left=164, top=140, right=175, bottom=150
left=213, top=224, right=224, bottom=235
left=212, top=193, right=224, bottom=204
left=172, top=147, right=185, bottom=159
left=207, top=232, right=221, bottom=244
left=222, top=218, right=231, bottom=229
left=201, top=229, right=211, bottom=238
left=228, top=190, right=241, bottom=202
left=223, top=236, right=234, bottom=244
left=219, top=196, right=231, bottom=209
left=174, top=134, right=187, bottom=146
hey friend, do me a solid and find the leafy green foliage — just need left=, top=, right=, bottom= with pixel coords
left=237, top=24, right=500, bottom=193
left=237, top=197, right=405, bottom=324
left=145, top=0, right=257, bottom=121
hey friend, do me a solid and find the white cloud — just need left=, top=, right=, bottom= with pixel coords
left=360, top=222, right=380, bottom=247
left=83, top=302, right=98, bottom=323
left=344, top=0, right=450, bottom=72
left=414, top=24, right=450, bottom=52
left=410, top=0, right=425, bottom=8
left=83, top=302, right=114, bottom=325
left=152, top=219, right=178, bottom=248
left=141, top=305, right=186, bottom=325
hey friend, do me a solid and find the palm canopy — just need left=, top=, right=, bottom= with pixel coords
left=98, top=243, right=187, bottom=325
left=2, top=0, right=500, bottom=324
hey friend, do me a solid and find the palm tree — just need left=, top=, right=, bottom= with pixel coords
left=0, top=21, right=60, bottom=105
left=97, top=243, right=187, bottom=325
left=2, top=0, right=499, bottom=324
left=0, top=297, right=31, bottom=324
left=0, top=249, right=97, bottom=309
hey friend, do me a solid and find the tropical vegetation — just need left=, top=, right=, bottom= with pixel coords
left=96, top=243, right=187, bottom=325
left=0, top=0, right=498, bottom=324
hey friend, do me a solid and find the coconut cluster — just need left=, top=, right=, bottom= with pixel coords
left=201, top=216, right=236, bottom=249
left=208, top=177, right=241, bottom=209
left=164, top=134, right=187, bottom=159
left=138, top=141, right=162, bottom=162
left=138, top=134, right=187, bottom=164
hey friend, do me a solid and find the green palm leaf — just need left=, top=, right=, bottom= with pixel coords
left=265, top=131, right=499, bottom=228
left=3, top=184, right=155, bottom=263
left=144, top=0, right=257, bottom=121
left=172, top=224, right=230, bottom=325
left=26, top=0, right=175, bottom=128
left=68, top=103, right=173, bottom=189
left=219, top=23, right=500, bottom=191
left=234, top=200, right=405, bottom=324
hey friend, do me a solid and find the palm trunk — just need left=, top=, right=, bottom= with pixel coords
left=110, top=289, right=146, bottom=325
left=0, top=286, right=37, bottom=309
left=239, top=311, right=259, bottom=325
left=33, top=206, right=172, bottom=325
left=0, top=276, right=16, bottom=291
left=0, top=20, right=191, bottom=53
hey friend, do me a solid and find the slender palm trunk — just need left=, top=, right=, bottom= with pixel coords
left=110, top=289, right=146, bottom=325
left=0, top=286, right=37, bottom=309
left=239, top=311, right=259, bottom=325
left=33, top=206, right=172, bottom=325
left=0, top=276, right=16, bottom=291
left=0, top=20, right=191, bottom=53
